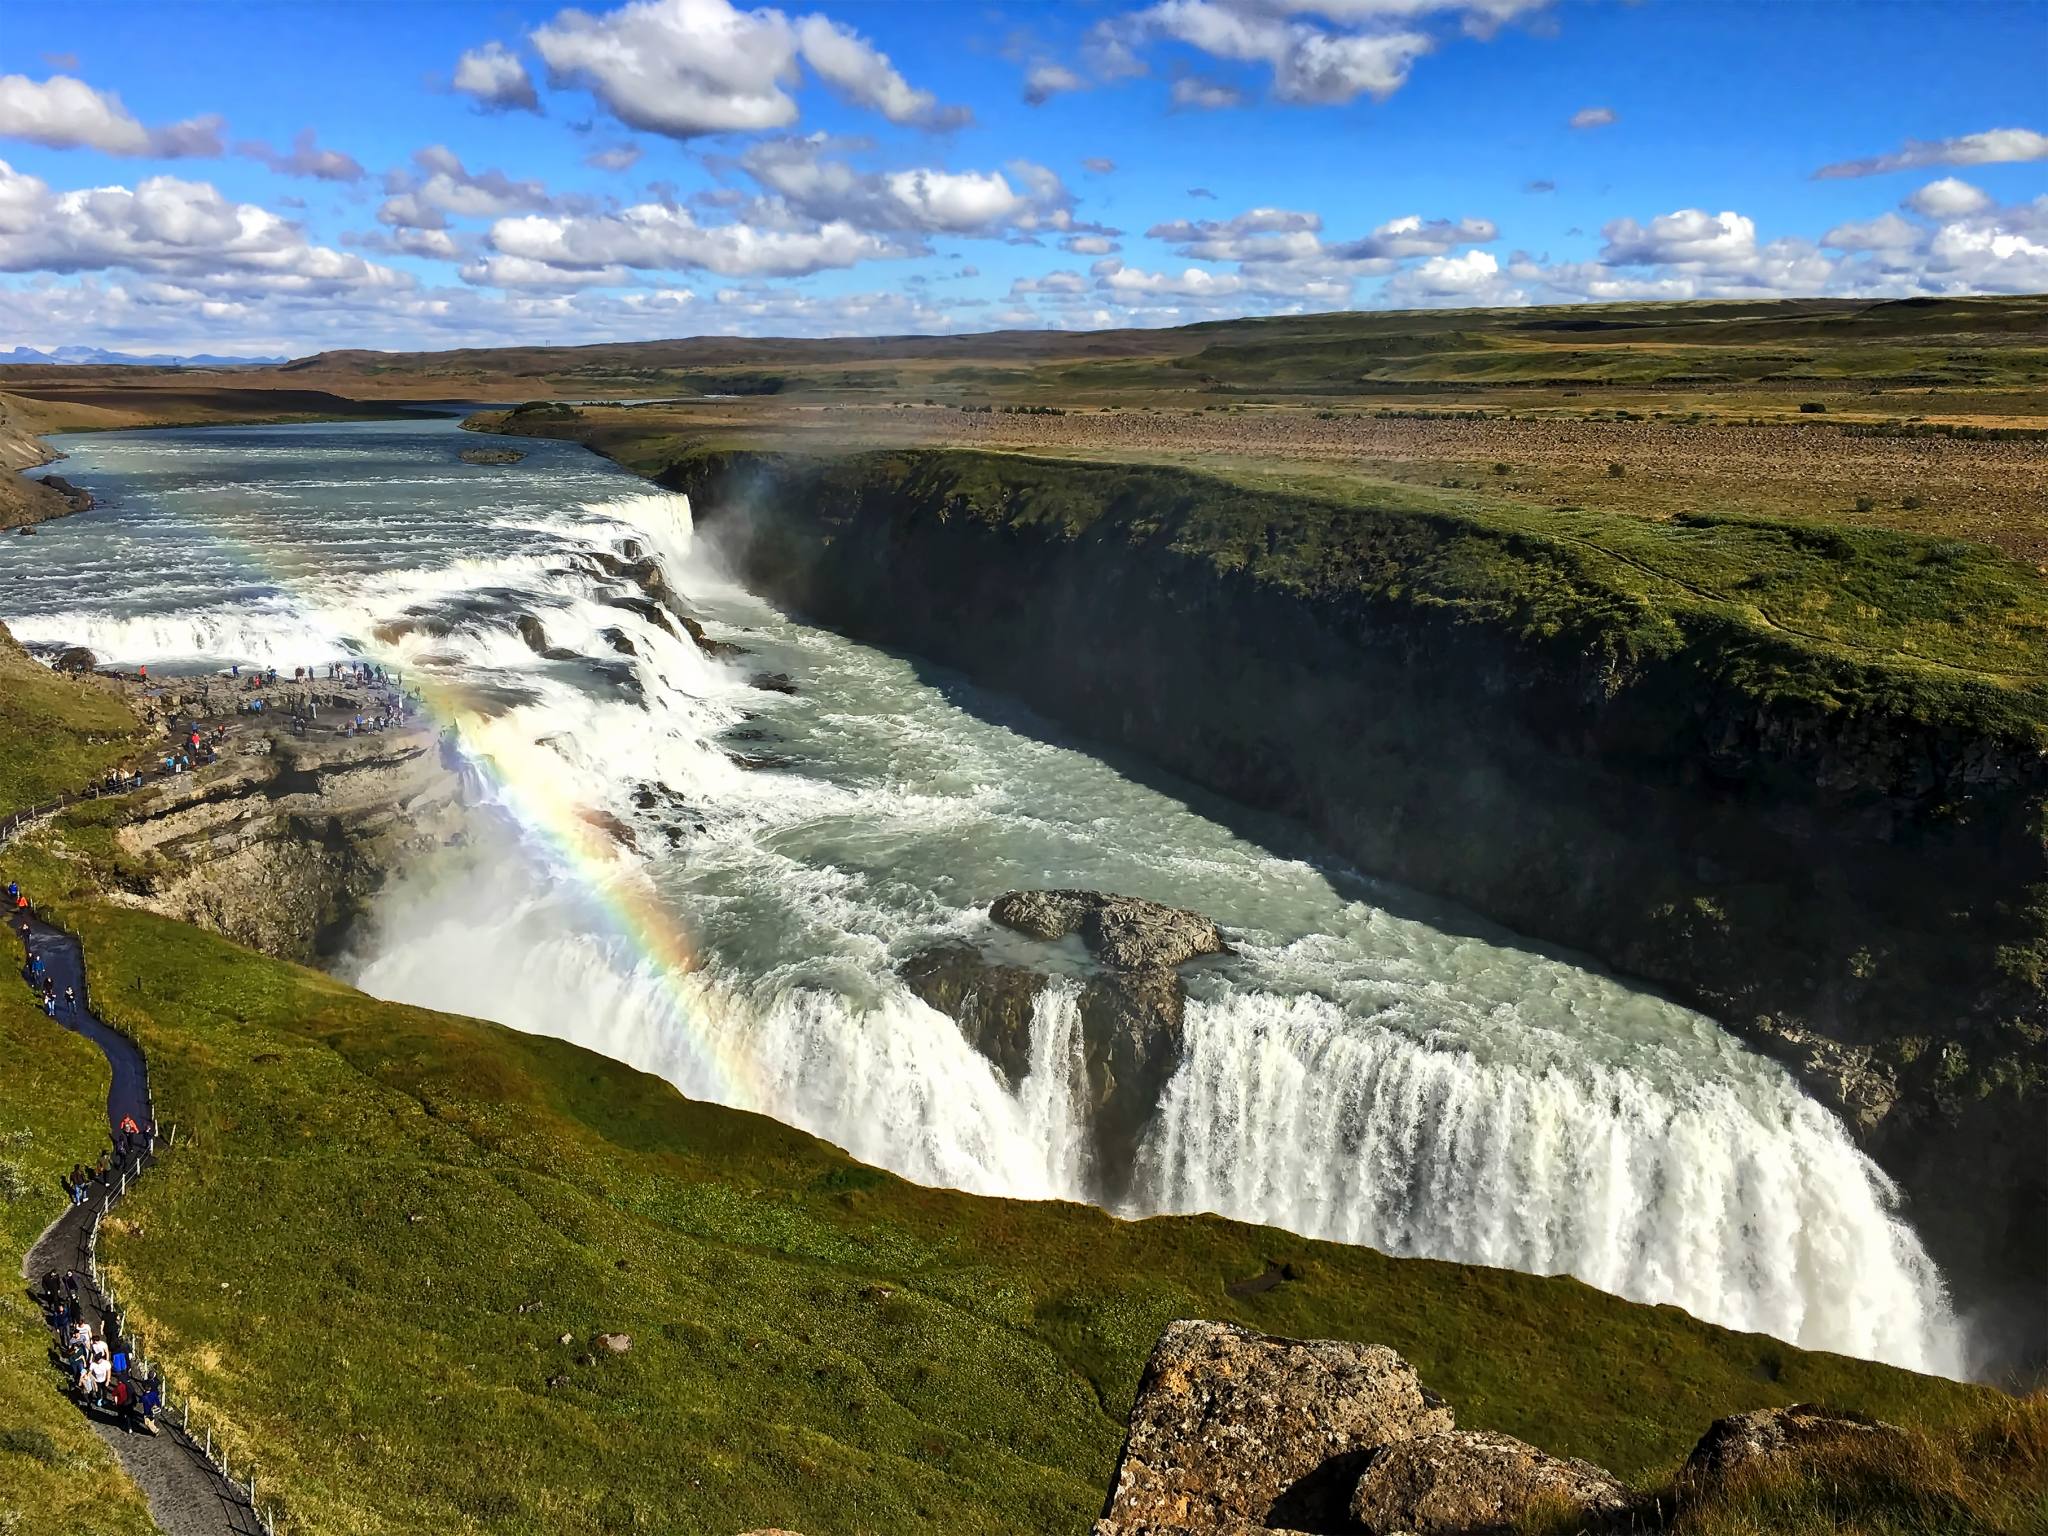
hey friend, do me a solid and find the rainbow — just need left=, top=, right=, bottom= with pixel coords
left=92, top=486, right=766, bottom=1112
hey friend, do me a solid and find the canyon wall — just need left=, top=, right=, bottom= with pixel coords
left=664, top=446, right=2048, bottom=1365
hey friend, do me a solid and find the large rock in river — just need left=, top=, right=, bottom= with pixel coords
left=899, top=944, right=1046, bottom=1087
left=897, top=945, right=1182, bottom=1199
left=904, top=889, right=1228, bottom=1201
left=1096, top=1320, right=1453, bottom=1535
left=1349, top=1429, right=1633, bottom=1535
left=992, top=889, right=1226, bottom=970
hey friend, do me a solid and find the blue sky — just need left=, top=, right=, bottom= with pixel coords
left=0, top=0, right=2043, bottom=354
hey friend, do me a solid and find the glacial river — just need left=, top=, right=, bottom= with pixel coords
left=0, top=416, right=1964, bottom=1374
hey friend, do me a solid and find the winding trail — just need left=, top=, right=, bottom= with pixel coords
left=15, top=911, right=268, bottom=1536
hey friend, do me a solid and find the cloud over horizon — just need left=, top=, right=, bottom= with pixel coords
left=0, top=0, right=2041, bottom=354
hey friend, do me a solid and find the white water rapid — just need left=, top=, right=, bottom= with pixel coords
left=0, top=418, right=1965, bottom=1377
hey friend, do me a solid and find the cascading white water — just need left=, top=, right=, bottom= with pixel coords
left=0, top=417, right=1968, bottom=1377
left=1136, top=990, right=1955, bottom=1371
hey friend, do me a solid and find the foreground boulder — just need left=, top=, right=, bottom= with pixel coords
left=1349, top=1429, right=1633, bottom=1535
left=1097, top=1321, right=1452, bottom=1535
left=992, top=889, right=1227, bottom=969
left=1683, top=1402, right=1908, bottom=1480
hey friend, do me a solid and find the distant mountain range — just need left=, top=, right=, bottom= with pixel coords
left=0, top=345, right=286, bottom=368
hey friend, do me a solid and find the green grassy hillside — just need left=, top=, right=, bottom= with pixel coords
left=274, top=295, right=2048, bottom=414
left=0, top=629, right=141, bottom=819
left=0, top=814, right=2002, bottom=1535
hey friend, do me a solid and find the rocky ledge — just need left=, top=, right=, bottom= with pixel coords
left=459, top=446, right=526, bottom=465
left=1095, top=1319, right=1904, bottom=1536
left=108, top=723, right=465, bottom=964
left=901, top=890, right=1225, bottom=1200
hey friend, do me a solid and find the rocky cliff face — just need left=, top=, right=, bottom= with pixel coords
left=666, top=446, right=2048, bottom=1367
left=108, top=727, right=465, bottom=964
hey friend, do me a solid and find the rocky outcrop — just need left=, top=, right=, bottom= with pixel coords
left=516, top=613, right=578, bottom=662
left=899, top=944, right=1046, bottom=1086
left=109, top=726, right=465, bottom=963
left=459, top=446, right=525, bottom=465
left=1682, top=1403, right=1907, bottom=1481
left=902, top=891, right=1226, bottom=1199
left=35, top=473, right=92, bottom=514
left=1097, top=1322, right=1454, bottom=1536
left=602, top=593, right=678, bottom=638
left=586, top=548, right=745, bottom=659
left=668, top=445, right=2048, bottom=1365
left=0, top=394, right=74, bottom=529
left=991, top=890, right=1226, bottom=970
left=1349, top=1430, right=1633, bottom=1535
left=54, top=646, right=96, bottom=674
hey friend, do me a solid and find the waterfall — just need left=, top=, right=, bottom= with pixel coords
left=3, top=421, right=1969, bottom=1379
left=1131, top=990, right=1959, bottom=1373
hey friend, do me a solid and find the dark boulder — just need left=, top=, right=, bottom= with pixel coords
left=678, top=611, right=745, bottom=658
left=899, top=941, right=1185, bottom=1201
left=515, top=614, right=578, bottom=662
left=1683, top=1403, right=1908, bottom=1481
left=992, top=889, right=1227, bottom=970
left=900, top=944, right=1047, bottom=1087
left=54, top=646, right=96, bottom=673
left=36, top=473, right=92, bottom=513
left=602, top=594, right=677, bottom=638
left=1075, top=967, right=1186, bottom=1195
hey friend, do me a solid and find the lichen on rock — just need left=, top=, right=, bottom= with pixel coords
left=1097, top=1320, right=1453, bottom=1534
left=1349, top=1429, right=1634, bottom=1535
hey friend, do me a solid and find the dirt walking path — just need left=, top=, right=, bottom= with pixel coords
left=15, top=912, right=268, bottom=1536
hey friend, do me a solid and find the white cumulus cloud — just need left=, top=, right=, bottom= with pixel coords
left=1904, top=176, right=1992, bottom=218
left=529, top=0, right=960, bottom=138
left=0, top=74, right=223, bottom=158
left=453, top=42, right=542, bottom=114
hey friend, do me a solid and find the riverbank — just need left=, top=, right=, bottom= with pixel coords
left=466, top=417, right=2048, bottom=1373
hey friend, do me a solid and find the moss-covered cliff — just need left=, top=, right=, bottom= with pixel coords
left=658, top=446, right=2048, bottom=1367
